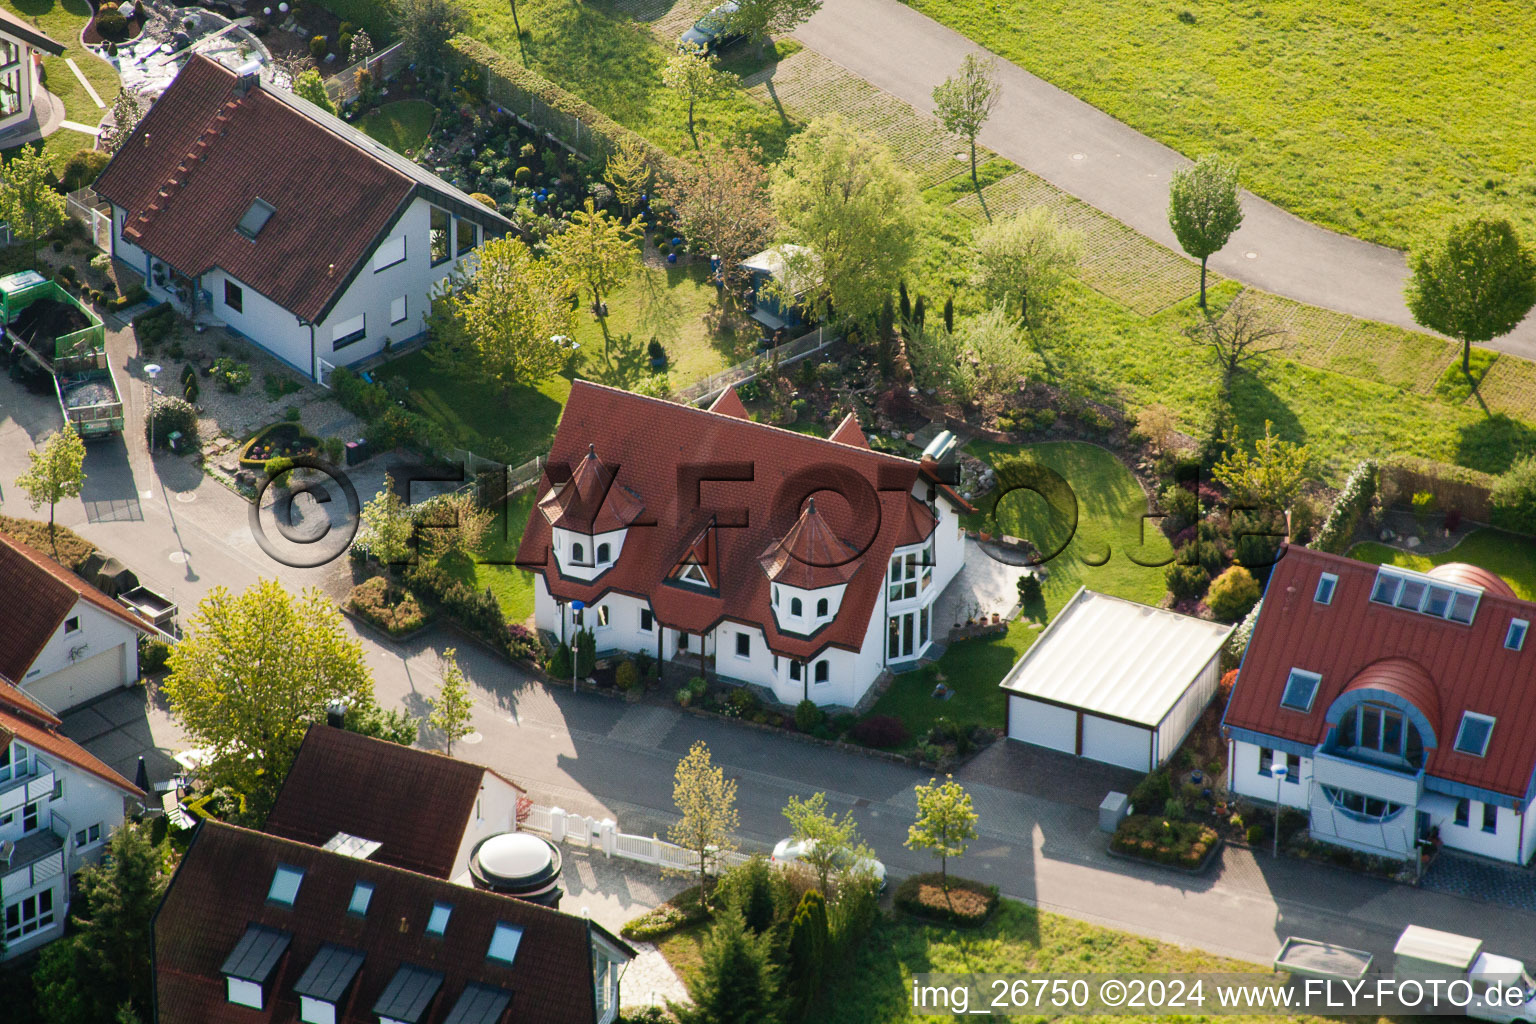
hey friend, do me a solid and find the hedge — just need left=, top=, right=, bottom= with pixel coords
left=1311, top=458, right=1377, bottom=553
left=1382, top=456, right=1494, bottom=524
left=447, top=36, right=682, bottom=177
left=893, top=873, right=999, bottom=926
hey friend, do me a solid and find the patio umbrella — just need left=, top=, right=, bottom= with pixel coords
left=134, top=756, right=149, bottom=793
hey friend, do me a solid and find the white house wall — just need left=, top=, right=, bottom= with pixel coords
left=201, top=266, right=313, bottom=374
left=449, top=771, right=524, bottom=880
left=1229, top=740, right=1311, bottom=810
left=20, top=599, right=138, bottom=704
left=1421, top=793, right=1530, bottom=864
left=925, top=488, right=967, bottom=595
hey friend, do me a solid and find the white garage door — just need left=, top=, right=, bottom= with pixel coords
left=23, top=645, right=128, bottom=712
left=1007, top=696, right=1077, bottom=754
left=1081, top=715, right=1153, bottom=773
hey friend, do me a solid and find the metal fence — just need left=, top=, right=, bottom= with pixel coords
left=65, top=188, right=112, bottom=252
left=325, top=41, right=408, bottom=106
left=673, top=324, right=836, bottom=406
left=524, top=804, right=751, bottom=873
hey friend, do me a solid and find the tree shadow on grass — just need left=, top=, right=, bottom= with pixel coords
left=1456, top=413, right=1536, bottom=475
left=1226, top=369, right=1307, bottom=446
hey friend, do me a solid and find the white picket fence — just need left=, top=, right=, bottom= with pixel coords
left=524, top=804, right=750, bottom=872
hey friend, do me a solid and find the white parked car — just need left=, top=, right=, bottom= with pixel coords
left=770, top=837, right=887, bottom=890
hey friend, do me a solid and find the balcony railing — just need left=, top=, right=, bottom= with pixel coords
left=1, top=829, right=64, bottom=897
left=1310, top=748, right=1423, bottom=806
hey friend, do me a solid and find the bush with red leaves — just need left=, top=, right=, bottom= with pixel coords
left=850, top=714, right=911, bottom=749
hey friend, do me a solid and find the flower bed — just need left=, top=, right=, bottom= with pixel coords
left=239, top=421, right=320, bottom=467
left=1111, top=814, right=1220, bottom=871
left=893, top=873, right=999, bottom=926
left=620, top=885, right=707, bottom=941
left=347, top=576, right=430, bottom=636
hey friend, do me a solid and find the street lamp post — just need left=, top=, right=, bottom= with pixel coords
left=571, top=600, right=585, bottom=692
left=1272, top=762, right=1288, bottom=858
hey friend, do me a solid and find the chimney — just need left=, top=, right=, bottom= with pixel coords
left=326, top=699, right=348, bottom=728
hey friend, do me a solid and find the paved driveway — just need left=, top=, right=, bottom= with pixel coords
left=792, top=0, right=1536, bottom=357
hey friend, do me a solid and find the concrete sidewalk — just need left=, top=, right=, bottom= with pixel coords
left=792, top=0, right=1536, bottom=357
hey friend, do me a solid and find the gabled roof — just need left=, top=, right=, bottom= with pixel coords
left=0, top=8, right=64, bottom=55
left=93, top=56, right=512, bottom=325
left=1225, top=545, right=1536, bottom=799
left=829, top=412, right=869, bottom=448
left=1000, top=587, right=1233, bottom=726
left=759, top=497, right=859, bottom=589
left=517, top=381, right=953, bottom=660
left=707, top=387, right=750, bottom=419
left=263, top=725, right=525, bottom=880
left=537, top=444, right=646, bottom=535
left=0, top=530, right=154, bottom=682
left=0, top=677, right=143, bottom=797
left=154, top=821, right=630, bottom=1024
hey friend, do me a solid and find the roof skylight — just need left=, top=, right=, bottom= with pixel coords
left=236, top=198, right=275, bottom=239
left=486, top=922, right=523, bottom=965
left=267, top=864, right=304, bottom=906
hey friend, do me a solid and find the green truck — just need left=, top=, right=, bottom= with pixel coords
left=0, top=270, right=123, bottom=438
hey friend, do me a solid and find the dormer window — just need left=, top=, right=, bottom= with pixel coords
left=267, top=864, right=304, bottom=906
left=1506, top=619, right=1528, bottom=651
left=1336, top=700, right=1426, bottom=770
left=294, top=944, right=365, bottom=1024
left=1314, top=573, right=1337, bottom=605
left=1280, top=669, right=1320, bottom=712
left=487, top=922, right=523, bottom=964
left=817, top=597, right=829, bottom=617
left=597, top=542, right=611, bottom=563
left=1369, top=567, right=1480, bottom=623
left=679, top=562, right=709, bottom=586
left=220, top=924, right=291, bottom=1011
left=1454, top=712, right=1495, bottom=757
left=374, top=964, right=443, bottom=1024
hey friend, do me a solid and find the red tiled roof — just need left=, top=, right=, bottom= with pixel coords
left=1225, top=545, right=1536, bottom=798
left=94, top=56, right=509, bottom=324
left=538, top=444, right=646, bottom=534
left=1428, top=562, right=1516, bottom=599
left=0, top=530, right=153, bottom=681
left=264, top=725, right=525, bottom=880
left=758, top=497, right=859, bottom=589
left=0, top=678, right=143, bottom=797
left=707, top=388, right=750, bottom=419
left=830, top=412, right=869, bottom=448
left=0, top=8, right=64, bottom=55
left=154, top=821, right=625, bottom=1024
left=516, top=381, right=943, bottom=660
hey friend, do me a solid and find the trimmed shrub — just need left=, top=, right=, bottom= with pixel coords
left=138, top=634, right=171, bottom=673
left=94, top=5, right=128, bottom=38
left=547, top=642, right=571, bottom=678
left=893, top=873, right=999, bottom=926
left=1246, top=823, right=1267, bottom=845
left=849, top=714, right=909, bottom=749
left=506, top=623, right=540, bottom=663
left=615, top=659, right=639, bottom=691
left=795, top=699, right=824, bottom=733
left=1492, top=453, right=1536, bottom=535
left=62, top=149, right=111, bottom=192
left=144, top=395, right=198, bottom=450
left=347, top=576, right=428, bottom=635
left=1130, top=769, right=1172, bottom=812
left=1207, top=565, right=1261, bottom=622
left=1312, top=459, right=1378, bottom=552
left=310, top=34, right=328, bottom=59
left=1165, top=561, right=1210, bottom=602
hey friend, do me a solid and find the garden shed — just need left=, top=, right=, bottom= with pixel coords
left=1000, top=587, right=1232, bottom=772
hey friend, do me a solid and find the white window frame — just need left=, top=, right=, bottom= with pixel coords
left=1454, top=712, right=1496, bottom=757
left=3, top=888, right=54, bottom=942
left=373, top=234, right=407, bottom=272
left=596, top=605, right=610, bottom=628
left=1314, top=573, right=1337, bottom=605
left=1507, top=619, right=1528, bottom=652
left=226, top=977, right=264, bottom=1009
left=63, top=615, right=80, bottom=634
left=1280, top=669, right=1321, bottom=713
left=679, top=562, right=709, bottom=586
left=389, top=295, right=408, bottom=325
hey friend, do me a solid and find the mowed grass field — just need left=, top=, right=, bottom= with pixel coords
left=901, top=0, right=1536, bottom=249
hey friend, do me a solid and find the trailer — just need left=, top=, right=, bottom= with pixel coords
left=1273, top=937, right=1375, bottom=982
left=0, top=270, right=123, bottom=436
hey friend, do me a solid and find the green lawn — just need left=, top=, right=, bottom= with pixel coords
left=661, top=897, right=1383, bottom=1024
left=356, top=99, right=435, bottom=155
left=1348, top=529, right=1536, bottom=601
left=376, top=262, right=751, bottom=464
left=902, top=0, right=1536, bottom=250
left=5, top=0, right=119, bottom=171
left=476, top=491, right=538, bottom=624
left=870, top=442, right=1172, bottom=739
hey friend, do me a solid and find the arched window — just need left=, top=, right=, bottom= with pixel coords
left=571, top=542, right=585, bottom=564
left=1337, top=702, right=1426, bottom=770
left=790, top=597, right=803, bottom=616
left=814, top=661, right=829, bottom=683
left=816, top=598, right=829, bottom=617
left=597, top=543, right=611, bottom=563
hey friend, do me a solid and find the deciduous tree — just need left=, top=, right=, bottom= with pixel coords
left=1212, top=419, right=1313, bottom=510
left=603, top=137, right=651, bottom=220
left=959, top=303, right=1041, bottom=400
left=1186, top=291, right=1288, bottom=395
left=0, top=146, right=67, bottom=261
left=726, top=0, right=822, bottom=57
left=972, top=206, right=1084, bottom=329
left=348, top=28, right=374, bottom=65
left=413, top=490, right=493, bottom=561
left=659, top=146, right=776, bottom=286
left=292, top=68, right=336, bottom=115
left=393, top=0, right=464, bottom=73
left=545, top=200, right=640, bottom=354
left=32, top=821, right=167, bottom=1024
left=355, top=473, right=414, bottom=564
left=782, top=791, right=862, bottom=895
left=162, top=580, right=377, bottom=816
left=663, top=43, right=737, bottom=146
left=905, top=775, right=978, bottom=893
left=932, top=54, right=1000, bottom=194
left=1168, top=154, right=1243, bottom=308
left=1406, top=215, right=1536, bottom=375
left=428, top=235, right=575, bottom=390
left=668, top=741, right=739, bottom=904
left=771, top=116, right=918, bottom=326
left=427, top=647, right=475, bottom=754
left=16, top=422, right=85, bottom=552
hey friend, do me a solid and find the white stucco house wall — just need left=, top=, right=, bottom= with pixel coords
left=1226, top=548, right=1536, bottom=866
left=517, top=382, right=972, bottom=709
left=0, top=681, right=143, bottom=961
left=94, top=55, right=511, bottom=381
left=0, top=10, right=63, bottom=138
